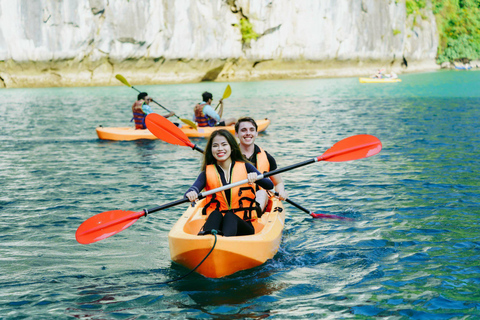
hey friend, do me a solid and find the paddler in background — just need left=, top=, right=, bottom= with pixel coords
left=185, top=129, right=274, bottom=236
left=194, top=91, right=236, bottom=127
left=235, top=117, right=287, bottom=212
left=132, top=92, right=176, bottom=129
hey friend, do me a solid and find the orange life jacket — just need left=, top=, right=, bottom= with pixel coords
left=255, top=147, right=270, bottom=173
left=194, top=103, right=216, bottom=127
left=253, top=146, right=271, bottom=191
left=202, top=162, right=257, bottom=220
left=132, top=101, right=146, bottom=129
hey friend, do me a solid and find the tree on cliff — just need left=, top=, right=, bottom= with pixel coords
left=432, top=0, right=480, bottom=63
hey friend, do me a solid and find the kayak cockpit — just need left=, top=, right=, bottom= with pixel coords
left=182, top=197, right=277, bottom=235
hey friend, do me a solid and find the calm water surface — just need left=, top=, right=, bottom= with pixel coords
left=1, top=70, right=480, bottom=319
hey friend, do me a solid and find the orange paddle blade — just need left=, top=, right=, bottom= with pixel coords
left=319, top=135, right=382, bottom=162
left=145, top=113, right=194, bottom=148
left=75, top=210, right=144, bottom=244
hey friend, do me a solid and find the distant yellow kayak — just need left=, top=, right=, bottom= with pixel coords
left=359, top=77, right=402, bottom=83
left=96, top=119, right=271, bottom=141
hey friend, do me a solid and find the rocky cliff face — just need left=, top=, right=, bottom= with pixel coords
left=0, top=0, right=438, bottom=88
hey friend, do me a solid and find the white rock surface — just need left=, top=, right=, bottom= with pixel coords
left=0, top=0, right=439, bottom=87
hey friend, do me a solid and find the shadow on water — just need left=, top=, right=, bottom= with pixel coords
left=66, top=262, right=285, bottom=319
left=166, top=263, right=285, bottom=306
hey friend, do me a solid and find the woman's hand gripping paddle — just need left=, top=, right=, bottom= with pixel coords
left=115, top=74, right=197, bottom=130
left=75, top=134, right=381, bottom=244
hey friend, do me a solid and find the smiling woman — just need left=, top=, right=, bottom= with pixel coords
left=185, top=129, right=274, bottom=237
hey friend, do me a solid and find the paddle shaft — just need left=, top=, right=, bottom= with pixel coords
left=214, top=85, right=231, bottom=111
left=192, top=145, right=205, bottom=153
left=280, top=195, right=313, bottom=214
left=135, top=156, right=317, bottom=217
left=139, top=131, right=379, bottom=216
left=214, top=101, right=222, bottom=112
left=77, top=134, right=380, bottom=243
left=275, top=192, right=353, bottom=220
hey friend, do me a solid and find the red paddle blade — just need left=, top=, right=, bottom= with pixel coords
left=75, top=210, right=144, bottom=244
left=319, top=135, right=382, bottom=162
left=310, top=212, right=354, bottom=220
left=145, top=113, right=194, bottom=148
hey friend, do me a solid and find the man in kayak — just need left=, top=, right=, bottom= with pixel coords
left=132, top=92, right=175, bottom=129
left=194, top=91, right=236, bottom=127
left=235, top=117, right=287, bottom=211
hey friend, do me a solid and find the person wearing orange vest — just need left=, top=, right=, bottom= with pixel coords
left=185, top=129, right=274, bottom=236
left=132, top=92, right=175, bottom=129
left=194, top=91, right=236, bottom=127
left=235, top=117, right=287, bottom=212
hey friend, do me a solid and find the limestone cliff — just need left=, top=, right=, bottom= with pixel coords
left=0, top=0, right=439, bottom=88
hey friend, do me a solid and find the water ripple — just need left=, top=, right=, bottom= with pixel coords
left=1, top=72, right=480, bottom=318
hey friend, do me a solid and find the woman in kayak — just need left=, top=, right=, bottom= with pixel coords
left=185, top=129, right=274, bottom=236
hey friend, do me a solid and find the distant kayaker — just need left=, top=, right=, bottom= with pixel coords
left=235, top=117, right=287, bottom=211
left=194, top=91, right=236, bottom=127
left=132, top=92, right=175, bottom=129
left=185, top=129, right=274, bottom=236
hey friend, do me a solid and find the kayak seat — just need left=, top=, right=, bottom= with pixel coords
left=252, top=197, right=274, bottom=233
left=183, top=217, right=206, bottom=235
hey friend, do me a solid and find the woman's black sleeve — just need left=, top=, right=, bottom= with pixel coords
left=184, top=171, right=206, bottom=197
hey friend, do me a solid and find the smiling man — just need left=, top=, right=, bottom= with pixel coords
left=235, top=117, right=287, bottom=210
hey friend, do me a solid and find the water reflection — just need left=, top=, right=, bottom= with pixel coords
left=3, top=71, right=480, bottom=319
left=169, top=266, right=285, bottom=306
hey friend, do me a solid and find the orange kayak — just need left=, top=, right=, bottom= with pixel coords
left=96, top=119, right=270, bottom=141
left=168, top=196, right=285, bottom=278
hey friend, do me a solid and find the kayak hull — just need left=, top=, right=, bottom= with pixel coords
left=168, top=197, right=285, bottom=278
left=359, top=77, right=401, bottom=83
left=96, top=127, right=157, bottom=141
left=96, top=119, right=271, bottom=141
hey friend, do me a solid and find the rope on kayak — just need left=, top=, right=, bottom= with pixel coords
left=160, top=229, right=218, bottom=284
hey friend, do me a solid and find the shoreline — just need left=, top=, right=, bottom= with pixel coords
left=0, top=58, right=447, bottom=89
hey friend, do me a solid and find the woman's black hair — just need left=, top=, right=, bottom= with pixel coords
left=202, top=129, right=246, bottom=171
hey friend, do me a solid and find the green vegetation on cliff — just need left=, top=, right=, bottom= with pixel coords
left=433, top=0, right=480, bottom=63
left=235, top=18, right=259, bottom=44
left=422, top=0, right=480, bottom=63
left=407, top=0, right=480, bottom=63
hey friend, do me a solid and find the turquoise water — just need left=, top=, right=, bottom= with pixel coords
left=1, top=70, right=479, bottom=319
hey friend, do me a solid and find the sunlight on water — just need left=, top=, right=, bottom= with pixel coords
left=1, top=70, right=480, bottom=318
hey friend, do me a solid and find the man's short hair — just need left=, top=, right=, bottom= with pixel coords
left=138, top=92, right=148, bottom=100
left=202, top=91, right=213, bottom=102
left=235, top=117, right=258, bottom=133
